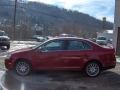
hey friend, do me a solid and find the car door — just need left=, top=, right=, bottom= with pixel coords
left=60, top=40, right=92, bottom=70
left=33, top=39, right=66, bottom=69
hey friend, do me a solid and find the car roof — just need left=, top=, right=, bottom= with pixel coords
left=49, top=37, right=89, bottom=41
left=47, top=37, right=99, bottom=46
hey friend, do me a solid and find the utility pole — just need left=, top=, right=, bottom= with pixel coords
left=13, top=0, right=18, bottom=40
left=102, top=17, right=106, bottom=31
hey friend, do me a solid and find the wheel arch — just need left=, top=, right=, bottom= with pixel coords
left=15, top=58, right=33, bottom=69
left=83, top=59, right=103, bottom=70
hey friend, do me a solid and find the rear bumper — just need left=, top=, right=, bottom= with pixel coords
left=102, top=65, right=116, bottom=70
left=103, top=60, right=116, bottom=70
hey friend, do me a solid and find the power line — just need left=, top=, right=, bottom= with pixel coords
left=19, top=5, right=71, bottom=22
left=0, top=4, right=14, bottom=6
left=0, top=2, right=69, bottom=22
left=0, top=1, right=75, bottom=26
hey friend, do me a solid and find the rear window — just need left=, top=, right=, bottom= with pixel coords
left=67, top=40, right=92, bottom=50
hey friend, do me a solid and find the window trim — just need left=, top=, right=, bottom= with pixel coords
left=36, top=39, right=93, bottom=52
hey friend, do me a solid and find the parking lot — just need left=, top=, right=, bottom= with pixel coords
left=0, top=41, right=120, bottom=90
left=0, top=64, right=119, bottom=90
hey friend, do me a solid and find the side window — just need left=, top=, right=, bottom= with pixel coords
left=68, top=40, right=91, bottom=50
left=40, top=40, right=64, bottom=51
left=82, top=41, right=92, bottom=50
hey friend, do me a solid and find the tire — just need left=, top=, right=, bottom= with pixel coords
left=6, top=44, right=10, bottom=50
left=15, top=61, right=31, bottom=76
left=85, top=62, right=101, bottom=77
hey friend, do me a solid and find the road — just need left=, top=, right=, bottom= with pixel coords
left=0, top=65, right=120, bottom=90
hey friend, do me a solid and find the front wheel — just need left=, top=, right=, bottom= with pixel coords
left=15, top=61, right=31, bottom=76
left=6, top=44, right=10, bottom=50
left=85, top=62, right=101, bottom=77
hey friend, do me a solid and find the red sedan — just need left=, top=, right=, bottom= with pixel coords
left=5, top=37, right=116, bottom=77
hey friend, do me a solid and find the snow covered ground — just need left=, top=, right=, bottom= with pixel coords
left=0, top=41, right=41, bottom=58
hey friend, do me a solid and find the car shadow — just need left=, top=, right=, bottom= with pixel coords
left=1, top=70, right=120, bottom=90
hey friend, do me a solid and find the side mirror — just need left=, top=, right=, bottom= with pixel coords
left=40, top=47, right=49, bottom=52
left=36, top=47, right=48, bottom=53
left=35, top=48, right=42, bottom=53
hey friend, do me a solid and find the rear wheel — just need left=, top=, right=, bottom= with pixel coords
left=15, top=61, right=31, bottom=76
left=85, top=62, right=101, bottom=77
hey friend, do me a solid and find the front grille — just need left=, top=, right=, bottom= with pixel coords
left=0, top=38, right=7, bottom=42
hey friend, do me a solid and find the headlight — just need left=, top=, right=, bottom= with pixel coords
left=5, top=53, right=11, bottom=59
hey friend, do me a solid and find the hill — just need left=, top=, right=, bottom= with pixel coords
left=0, top=0, right=113, bottom=39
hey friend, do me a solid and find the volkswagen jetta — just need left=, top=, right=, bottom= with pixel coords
left=5, top=37, right=116, bottom=77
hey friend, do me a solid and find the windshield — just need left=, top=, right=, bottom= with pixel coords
left=97, top=37, right=106, bottom=40
left=31, top=39, right=50, bottom=49
left=0, top=31, right=5, bottom=36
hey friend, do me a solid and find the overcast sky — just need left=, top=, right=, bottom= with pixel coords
left=27, top=0, right=115, bottom=22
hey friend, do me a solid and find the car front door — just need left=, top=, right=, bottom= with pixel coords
left=34, top=39, right=66, bottom=70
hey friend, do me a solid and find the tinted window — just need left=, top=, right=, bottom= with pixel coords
left=82, top=41, right=92, bottom=50
left=41, top=40, right=65, bottom=51
left=0, top=31, right=5, bottom=36
left=68, top=40, right=91, bottom=50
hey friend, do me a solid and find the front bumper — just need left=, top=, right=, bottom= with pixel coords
left=0, top=41, right=10, bottom=46
left=5, top=59, right=14, bottom=70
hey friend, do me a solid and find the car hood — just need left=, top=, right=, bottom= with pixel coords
left=10, top=47, right=33, bottom=55
left=0, top=36, right=9, bottom=39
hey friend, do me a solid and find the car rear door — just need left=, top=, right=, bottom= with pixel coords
left=60, top=39, right=92, bottom=70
